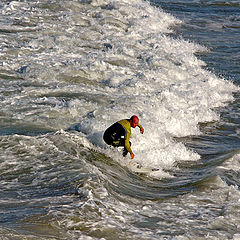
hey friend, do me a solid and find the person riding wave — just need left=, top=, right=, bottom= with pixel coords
left=103, top=115, right=144, bottom=159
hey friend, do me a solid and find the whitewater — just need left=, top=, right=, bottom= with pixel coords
left=0, top=0, right=240, bottom=239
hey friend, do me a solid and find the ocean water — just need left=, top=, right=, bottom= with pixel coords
left=0, top=0, right=240, bottom=239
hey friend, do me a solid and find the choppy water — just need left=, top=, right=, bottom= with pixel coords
left=0, top=0, right=240, bottom=239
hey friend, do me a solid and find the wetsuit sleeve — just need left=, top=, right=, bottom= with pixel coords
left=124, top=129, right=132, bottom=154
left=118, top=119, right=133, bottom=154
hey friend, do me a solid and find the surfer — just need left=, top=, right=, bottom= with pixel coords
left=103, top=115, right=144, bottom=159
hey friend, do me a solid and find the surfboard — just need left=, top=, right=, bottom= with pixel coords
left=127, top=161, right=159, bottom=174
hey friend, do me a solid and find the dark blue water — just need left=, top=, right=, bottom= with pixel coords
left=151, top=0, right=240, bottom=83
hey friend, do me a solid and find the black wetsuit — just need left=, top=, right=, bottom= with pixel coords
left=103, top=121, right=131, bottom=156
left=103, top=122, right=126, bottom=147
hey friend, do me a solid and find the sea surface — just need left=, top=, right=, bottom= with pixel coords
left=0, top=0, right=240, bottom=239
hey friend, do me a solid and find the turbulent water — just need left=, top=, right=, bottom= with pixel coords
left=0, top=0, right=240, bottom=239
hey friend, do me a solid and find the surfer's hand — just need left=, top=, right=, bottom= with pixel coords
left=140, top=127, right=144, bottom=134
left=131, top=153, right=135, bottom=159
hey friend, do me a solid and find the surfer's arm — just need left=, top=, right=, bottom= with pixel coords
left=125, top=137, right=134, bottom=159
left=124, top=133, right=133, bottom=154
left=137, top=123, right=144, bottom=134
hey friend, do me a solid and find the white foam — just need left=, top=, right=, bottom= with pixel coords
left=0, top=0, right=238, bottom=176
left=217, top=152, right=240, bottom=171
left=65, top=0, right=237, bottom=174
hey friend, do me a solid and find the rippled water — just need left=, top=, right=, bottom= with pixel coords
left=0, top=0, right=240, bottom=239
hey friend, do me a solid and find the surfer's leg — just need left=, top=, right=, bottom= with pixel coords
left=103, top=129, right=123, bottom=147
